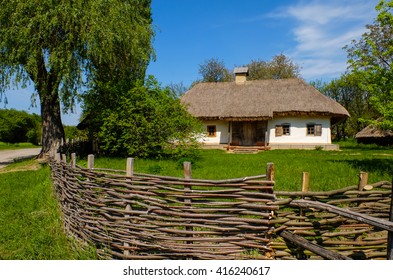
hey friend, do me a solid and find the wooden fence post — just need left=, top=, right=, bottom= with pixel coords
left=70, top=153, right=76, bottom=169
left=184, top=162, right=192, bottom=207
left=183, top=162, right=193, bottom=250
left=126, top=158, right=134, bottom=177
left=87, top=154, right=94, bottom=170
left=358, top=172, right=368, bottom=207
left=266, top=162, right=274, bottom=181
left=358, top=172, right=368, bottom=191
left=124, top=158, right=134, bottom=258
left=55, top=153, right=61, bottom=163
left=61, top=154, right=67, bottom=164
left=301, top=172, right=310, bottom=193
left=266, top=163, right=275, bottom=196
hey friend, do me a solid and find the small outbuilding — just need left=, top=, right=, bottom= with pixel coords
left=355, top=124, right=393, bottom=146
left=181, top=67, right=349, bottom=150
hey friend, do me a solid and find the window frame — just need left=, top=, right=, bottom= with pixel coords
left=275, top=123, right=290, bottom=137
left=307, top=123, right=322, bottom=136
left=206, top=125, right=217, bottom=137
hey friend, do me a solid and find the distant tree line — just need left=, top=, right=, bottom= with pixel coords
left=194, top=54, right=301, bottom=84
left=0, top=109, right=41, bottom=145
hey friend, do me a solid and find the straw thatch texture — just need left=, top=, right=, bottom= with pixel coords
left=50, top=158, right=277, bottom=260
left=181, top=78, right=349, bottom=121
left=271, top=181, right=392, bottom=260
left=355, top=124, right=393, bottom=145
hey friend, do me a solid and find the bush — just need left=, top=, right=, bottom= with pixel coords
left=0, top=109, right=41, bottom=145
left=84, top=77, right=202, bottom=159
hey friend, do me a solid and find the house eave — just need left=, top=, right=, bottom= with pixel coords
left=198, top=116, right=271, bottom=121
left=197, top=111, right=348, bottom=122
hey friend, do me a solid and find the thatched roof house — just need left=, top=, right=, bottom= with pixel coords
left=181, top=68, right=349, bottom=150
left=182, top=78, right=349, bottom=121
left=355, top=124, right=393, bottom=146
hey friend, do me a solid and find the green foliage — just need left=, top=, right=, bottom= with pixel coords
left=0, top=165, right=97, bottom=259
left=346, top=0, right=393, bottom=130
left=198, top=58, right=234, bottom=83
left=63, top=125, right=87, bottom=141
left=246, top=54, right=301, bottom=80
left=312, top=74, right=377, bottom=138
left=194, top=54, right=301, bottom=86
left=86, top=77, right=202, bottom=159
left=0, top=109, right=41, bottom=145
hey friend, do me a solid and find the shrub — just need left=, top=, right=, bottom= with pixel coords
left=84, top=77, right=202, bottom=159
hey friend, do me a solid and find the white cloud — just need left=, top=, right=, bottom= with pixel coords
left=277, top=0, right=379, bottom=80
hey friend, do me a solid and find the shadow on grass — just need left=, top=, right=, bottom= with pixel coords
left=336, top=158, right=393, bottom=176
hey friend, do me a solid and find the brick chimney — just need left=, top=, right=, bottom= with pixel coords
left=234, top=67, right=249, bottom=84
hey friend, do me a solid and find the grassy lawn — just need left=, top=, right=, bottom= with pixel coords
left=0, top=162, right=97, bottom=259
left=0, top=142, right=39, bottom=150
left=81, top=140, right=393, bottom=192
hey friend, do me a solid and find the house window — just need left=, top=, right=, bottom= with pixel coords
left=207, top=125, right=216, bottom=137
left=307, top=124, right=322, bottom=136
left=276, top=124, right=290, bottom=136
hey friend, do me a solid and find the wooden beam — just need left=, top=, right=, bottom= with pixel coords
left=279, top=230, right=351, bottom=260
left=290, top=199, right=393, bottom=233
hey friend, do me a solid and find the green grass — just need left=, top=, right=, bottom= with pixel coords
left=0, top=142, right=39, bottom=150
left=0, top=164, right=97, bottom=259
left=82, top=140, right=393, bottom=192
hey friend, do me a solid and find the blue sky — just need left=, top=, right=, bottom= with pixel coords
left=2, top=0, right=379, bottom=125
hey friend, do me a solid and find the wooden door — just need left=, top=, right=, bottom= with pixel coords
left=243, top=122, right=256, bottom=146
left=231, top=121, right=266, bottom=146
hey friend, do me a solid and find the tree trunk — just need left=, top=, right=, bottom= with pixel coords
left=39, top=89, right=65, bottom=158
left=28, top=51, right=65, bottom=158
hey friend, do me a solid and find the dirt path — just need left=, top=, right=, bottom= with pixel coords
left=0, top=148, right=42, bottom=169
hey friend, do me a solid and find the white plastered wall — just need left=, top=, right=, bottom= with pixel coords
left=200, top=121, right=229, bottom=145
left=268, top=116, right=331, bottom=144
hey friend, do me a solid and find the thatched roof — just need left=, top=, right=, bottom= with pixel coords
left=355, top=125, right=393, bottom=139
left=181, top=78, right=349, bottom=121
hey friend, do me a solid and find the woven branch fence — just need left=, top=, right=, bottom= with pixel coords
left=272, top=177, right=393, bottom=260
left=49, top=152, right=392, bottom=260
left=49, top=153, right=277, bottom=260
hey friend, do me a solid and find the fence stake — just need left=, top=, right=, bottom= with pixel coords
left=184, top=161, right=192, bottom=207
left=61, top=154, right=67, bottom=164
left=124, top=158, right=134, bottom=258
left=358, top=172, right=368, bottom=191
left=126, top=158, right=134, bottom=177
left=183, top=162, right=193, bottom=251
left=70, top=153, right=76, bottom=169
left=266, top=162, right=274, bottom=181
left=358, top=172, right=368, bottom=207
left=301, top=172, right=310, bottom=193
left=388, top=178, right=393, bottom=260
left=87, top=154, right=94, bottom=170
left=55, top=153, right=61, bottom=163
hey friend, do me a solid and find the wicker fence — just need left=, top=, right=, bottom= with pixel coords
left=50, top=153, right=277, bottom=260
left=272, top=179, right=393, bottom=260
left=49, top=152, right=393, bottom=260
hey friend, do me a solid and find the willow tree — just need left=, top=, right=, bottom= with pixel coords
left=0, top=0, right=154, bottom=156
